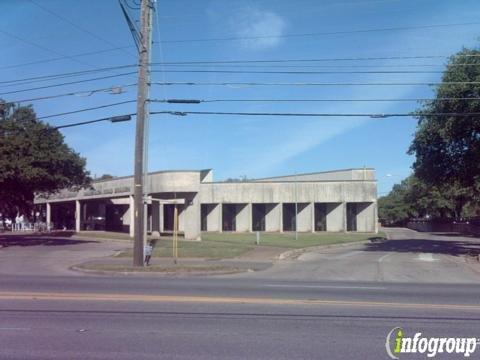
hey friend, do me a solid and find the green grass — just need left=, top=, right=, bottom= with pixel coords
left=107, top=231, right=386, bottom=259
left=117, top=238, right=252, bottom=259
left=202, top=232, right=386, bottom=249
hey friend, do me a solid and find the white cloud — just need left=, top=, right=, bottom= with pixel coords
left=230, top=6, right=286, bottom=50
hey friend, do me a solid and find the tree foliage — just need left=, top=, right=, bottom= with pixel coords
left=378, top=175, right=475, bottom=225
left=409, top=48, right=480, bottom=189
left=0, top=101, right=90, bottom=219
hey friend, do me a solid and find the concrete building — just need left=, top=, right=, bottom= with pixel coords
left=34, top=168, right=378, bottom=239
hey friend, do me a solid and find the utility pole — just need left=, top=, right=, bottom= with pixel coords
left=133, top=0, right=153, bottom=267
left=295, top=172, right=298, bottom=242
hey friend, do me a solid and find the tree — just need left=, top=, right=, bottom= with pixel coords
left=379, top=175, right=475, bottom=225
left=409, top=48, right=480, bottom=190
left=378, top=177, right=416, bottom=225
left=97, top=174, right=115, bottom=181
left=0, top=101, right=90, bottom=221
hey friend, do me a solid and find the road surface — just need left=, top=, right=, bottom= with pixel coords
left=232, top=227, right=480, bottom=282
left=0, top=228, right=479, bottom=359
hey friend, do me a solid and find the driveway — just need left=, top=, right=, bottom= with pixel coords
left=0, top=233, right=129, bottom=276
left=233, top=228, right=480, bottom=283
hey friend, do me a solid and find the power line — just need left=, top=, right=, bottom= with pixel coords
left=150, top=54, right=480, bottom=65
left=3, top=83, right=137, bottom=105
left=28, top=0, right=136, bottom=59
left=158, top=21, right=480, bottom=44
left=150, top=69, right=446, bottom=75
left=54, top=114, right=134, bottom=129
left=2, top=58, right=477, bottom=89
left=3, top=59, right=478, bottom=89
left=151, top=80, right=480, bottom=87
left=2, top=51, right=477, bottom=72
left=0, top=45, right=134, bottom=71
left=0, top=72, right=137, bottom=96
left=152, top=63, right=479, bottom=69
left=37, top=100, right=137, bottom=120
left=0, top=64, right=138, bottom=87
left=0, top=28, right=92, bottom=68
left=150, top=110, right=480, bottom=118
left=150, top=97, right=480, bottom=104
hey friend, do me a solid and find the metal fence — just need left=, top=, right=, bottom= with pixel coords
left=10, top=222, right=53, bottom=232
left=407, top=219, right=480, bottom=236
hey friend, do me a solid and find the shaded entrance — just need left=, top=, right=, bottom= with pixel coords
left=222, top=204, right=237, bottom=231
left=282, top=203, right=296, bottom=231
left=105, top=204, right=129, bottom=232
left=201, top=204, right=216, bottom=231
left=314, top=203, right=327, bottom=231
left=252, top=204, right=267, bottom=231
left=51, top=202, right=75, bottom=230
left=347, top=203, right=358, bottom=231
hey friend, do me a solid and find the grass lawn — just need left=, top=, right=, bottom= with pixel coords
left=117, top=237, right=252, bottom=259
left=113, top=232, right=385, bottom=259
left=202, top=231, right=386, bottom=249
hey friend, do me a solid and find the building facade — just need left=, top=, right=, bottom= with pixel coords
left=34, top=168, right=378, bottom=239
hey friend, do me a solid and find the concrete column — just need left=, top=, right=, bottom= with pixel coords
left=311, top=202, right=315, bottom=233
left=206, top=204, right=221, bottom=232
left=75, top=200, right=81, bottom=232
left=183, top=195, right=201, bottom=240
left=356, top=202, right=375, bottom=232
left=151, top=201, right=160, bottom=232
left=236, top=204, right=250, bottom=232
left=343, top=202, right=347, bottom=232
left=129, top=195, right=134, bottom=237
left=265, top=203, right=280, bottom=232
left=374, top=201, right=379, bottom=234
left=248, top=203, right=252, bottom=232
left=296, top=203, right=312, bottom=232
left=178, top=205, right=185, bottom=232
left=279, top=203, right=283, bottom=233
left=46, top=202, right=51, bottom=230
left=218, top=203, right=223, bottom=233
left=159, top=203, right=164, bottom=232
left=326, top=203, right=343, bottom=232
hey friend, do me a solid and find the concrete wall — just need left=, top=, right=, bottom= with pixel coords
left=182, top=193, right=201, bottom=240
left=256, top=169, right=375, bottom=182
left=326, top=203, right=344, bottom=232
left=296, top=203, right=312, bottom=232
left=199, top=181, right=376, bottom=205
left=35, top=171, right=206, bottom=204
left=36, top=169, right=377, bottom=236
left=203, top=204, right=220, bottom=232
left=265, top=203, right=281, bottom=232
left=236, top=203, right=251, bottom=232
left=356, top=202, right=376, bottom=232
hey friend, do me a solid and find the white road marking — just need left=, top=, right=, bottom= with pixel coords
left=417, top=253, right=438, bottom=262
left=334, top=250, right=364, bottom=259
left=265, top=284, right=386, bottom=290
left=378, top=253, right=395, bottom=263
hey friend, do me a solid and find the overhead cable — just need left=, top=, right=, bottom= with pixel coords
left=0, top=72, right=137, bottom=96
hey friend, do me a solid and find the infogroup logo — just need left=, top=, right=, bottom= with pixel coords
left=385, top=327, right=479, bottom=359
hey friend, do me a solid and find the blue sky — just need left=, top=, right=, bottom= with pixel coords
left=1, top=0, right=480, bottom=195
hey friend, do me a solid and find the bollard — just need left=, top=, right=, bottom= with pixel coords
left=256, top=231, right=260, bottom=245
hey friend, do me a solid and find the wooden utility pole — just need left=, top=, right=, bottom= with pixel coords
left=133, top=0, right=153, bottom=267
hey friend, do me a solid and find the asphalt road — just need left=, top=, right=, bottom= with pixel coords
left=233, top=227, right=480, bottom=282
left=1, top=228, right=480, bottom=359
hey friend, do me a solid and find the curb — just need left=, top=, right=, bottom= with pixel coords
left=70, top=264, right=249, bottom=277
